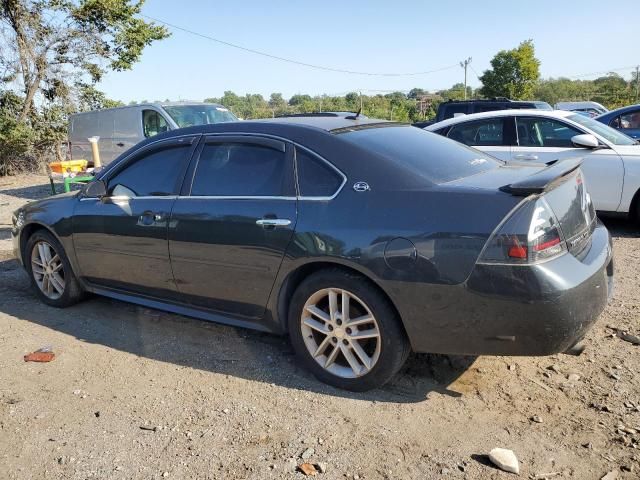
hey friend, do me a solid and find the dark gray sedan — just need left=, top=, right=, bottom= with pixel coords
left=12, top=115, right=614, bottom=391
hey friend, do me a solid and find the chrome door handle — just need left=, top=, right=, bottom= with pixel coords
left=515, top=154, right=539, bottom=161
left=256, top=218, right=291, bottom=227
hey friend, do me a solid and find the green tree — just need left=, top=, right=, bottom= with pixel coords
left=479, top=40, right=540, bottom=99
left=1, top=0, right=169, bottom=122
left=268, top=93, right=287, bottom=110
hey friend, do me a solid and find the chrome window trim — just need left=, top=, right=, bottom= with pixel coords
left=176, top=196, right=296, bottom=201
left=79, top=195, right=178, bottom=202
left=293, top=144, right=347, bottom=201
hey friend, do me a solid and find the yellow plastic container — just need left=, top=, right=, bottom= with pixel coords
left=49, top=159, right=88, bottom=174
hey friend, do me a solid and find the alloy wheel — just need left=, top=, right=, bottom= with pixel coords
left=300, top=288, right=381, bottom=378
left=31, top=241, right=65, bottom=300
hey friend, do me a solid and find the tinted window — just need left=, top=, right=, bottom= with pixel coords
left=142, top=110, right=169, bottom=138
left=296, top=148, right=343, bottom=197
left=441, top=103, right=468, bottom=119
left=108, top=145, right=190, bottom=196
left=191, top=143, right=289, bottom=196
left=473, top=103, right=506, bottom=113
left=340, top=126, right=500, bottom=184
left=447, top=118, right=506, bottom=146
left=515, top=117, right=581, bottom=147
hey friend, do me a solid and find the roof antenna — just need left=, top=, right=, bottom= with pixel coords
left=346, top=107, right=361, bottom=120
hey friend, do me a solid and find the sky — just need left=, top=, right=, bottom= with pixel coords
left=99, top=0, right=639, bottom=103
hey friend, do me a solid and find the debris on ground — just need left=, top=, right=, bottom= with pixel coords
left=301, top=447, right=315, bottom=460
left=617, top=331, right=640, bottom=345
left=600, top=470, right=619, bottom=480
left=23, top=347, right=55, bottom=363
left=298, top=463, right=318, bottom=476
left=488, top=447, right=520, bottom=474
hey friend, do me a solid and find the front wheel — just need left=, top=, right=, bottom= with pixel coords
left=288, top=269, right=410, bottom=391
left=25, top=229, right=84, bottom=308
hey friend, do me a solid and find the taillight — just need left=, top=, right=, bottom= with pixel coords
left=479, top=197, right=567, bottom=265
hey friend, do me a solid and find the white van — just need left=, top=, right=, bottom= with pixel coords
left=555, top=101, right=608, bottom=117
left=68, top=102, right=237, bottom=165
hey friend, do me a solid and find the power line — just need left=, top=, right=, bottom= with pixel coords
left=566, top=65, right=638, bottom=79
left=141, top=14, right=460, bottom=77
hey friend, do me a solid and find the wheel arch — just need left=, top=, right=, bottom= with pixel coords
left=274, top=260, right=406, bottom=337
left=19, top=222, right=60, bottom=264
left=629, top=186, right=640, bottom=222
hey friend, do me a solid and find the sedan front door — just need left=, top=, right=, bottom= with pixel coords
left=169, top=135, right=297, bottom=320
left=73, top=136, right=197, bottom=297
left=511, top=116, right=625, bottom=211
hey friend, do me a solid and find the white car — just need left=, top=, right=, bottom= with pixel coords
left=425, top=109, right=640, bottom=217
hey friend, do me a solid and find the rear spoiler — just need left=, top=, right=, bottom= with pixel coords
left=499, top=158, right=582, bottom=196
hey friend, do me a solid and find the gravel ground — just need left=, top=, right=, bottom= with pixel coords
left=1, top=175, right=639, bottom=480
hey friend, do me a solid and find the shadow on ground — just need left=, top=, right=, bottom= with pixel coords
left=601, top=216, right=639, bottom=238
left=0, top=182, right=53, bottom=200
left=0, top=258, right=476, bottom=403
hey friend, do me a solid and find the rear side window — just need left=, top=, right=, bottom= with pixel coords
left=191, top=143, right=291, bottom=196
left=447, top=118, right=506, bottom=146
left=339, top=126, right=500, bottom=184
left=296, top=148, right=343, bottom=197
left=107, top=144, right=191, bottom=196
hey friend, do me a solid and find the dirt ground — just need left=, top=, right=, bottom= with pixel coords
left=1, top=174, right=639, bottom=480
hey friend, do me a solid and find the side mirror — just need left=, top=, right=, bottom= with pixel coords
left=571, top=134, right=600, bottom=149
left=84, top=179, right=107, bottom=198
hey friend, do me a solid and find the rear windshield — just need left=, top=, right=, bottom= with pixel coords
left=338, top=125, right=501, bottom=184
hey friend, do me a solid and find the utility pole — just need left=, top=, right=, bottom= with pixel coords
left=359, top=91, right=363, bottom=112
left=460, top=57, right=472, bottom=100
left=636, top=65, right=639, bottom=102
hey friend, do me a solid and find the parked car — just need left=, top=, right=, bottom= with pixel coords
left=426, top=109, right=640, bottom=219
left=555, top=101, right=608, bottom=117
left=68, top=102, right=237, bottom=165
left=596, top=104, right=640, bottom=140
left=413, top=98, right=552, bottom=128
left=13, top=116, right=613, bottom=391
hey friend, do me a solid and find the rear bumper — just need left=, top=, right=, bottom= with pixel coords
left=403, top=221, right=613, bottom=356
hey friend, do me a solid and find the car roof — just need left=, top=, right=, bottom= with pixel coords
left=253, top=115, right=390, bottom=132
left=425, top=109, right=574, bottom=130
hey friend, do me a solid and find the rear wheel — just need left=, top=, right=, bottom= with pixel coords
left=25, top=230, right=84, bottom=308
left=288, top=269, right=410, bottom=391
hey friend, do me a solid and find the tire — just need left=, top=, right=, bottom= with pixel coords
left=287, top=268, right=410, bottom=391
left=24, top=229, right=84, bottom=308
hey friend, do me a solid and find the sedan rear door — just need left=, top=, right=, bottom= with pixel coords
left=168, top=135, right=297, bottom=320
left=444, top=117, right=513, bottom=161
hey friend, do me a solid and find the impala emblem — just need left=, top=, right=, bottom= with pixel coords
left=353, top=181, right=370, bottom=192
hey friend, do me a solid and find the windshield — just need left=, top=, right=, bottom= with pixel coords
left=338, top=125, right=500, bottom=184
left=568, top=113, right=637, bottom=146
left=162, top=105, right=237, bottom=128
